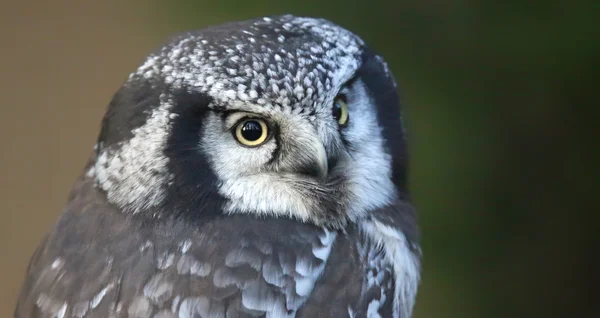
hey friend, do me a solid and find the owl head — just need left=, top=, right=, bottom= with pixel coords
left=91, top=15, right=408, bottom=228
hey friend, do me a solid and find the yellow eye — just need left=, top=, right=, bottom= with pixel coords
left=333, top=97, right=349, bottom=126
left=234, top=118, right=269, bottom=147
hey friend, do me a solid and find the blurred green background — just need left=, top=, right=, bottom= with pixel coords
left=0, top=1, right=597, bottom=317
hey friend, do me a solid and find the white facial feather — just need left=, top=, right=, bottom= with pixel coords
left=342, top=80, right=398, bottom=218
left=93, top=93, right=174, bottom=214
left=202, top=111, right=328, bottom=221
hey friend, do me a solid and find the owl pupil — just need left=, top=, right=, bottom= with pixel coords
left=332, top=102, right=342, bottom=120
left=241, top=121, right=262, bottom=141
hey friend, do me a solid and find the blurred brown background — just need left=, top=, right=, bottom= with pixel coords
left=1, top=1, right=597, bottom=317
left=0, top=1, right=163, bottom=315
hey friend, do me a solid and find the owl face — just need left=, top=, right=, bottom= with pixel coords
left=92, top=15, right=407, bottom=228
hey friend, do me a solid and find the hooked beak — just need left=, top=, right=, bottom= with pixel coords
left=277, top=129, right=329, bottom=180
left=307, top=138, right=328, bottom=179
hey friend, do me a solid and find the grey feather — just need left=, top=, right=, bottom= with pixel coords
left=16, top=165, right=416, bottom=317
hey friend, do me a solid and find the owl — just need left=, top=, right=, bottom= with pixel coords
left=15, top=15, right=421, bottom=318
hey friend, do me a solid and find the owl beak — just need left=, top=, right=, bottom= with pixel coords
left=278, top=125, right=329, bottom=179
left=313, top=139, right=329, bottom=179
left=289, top=135, right=329, bottom=180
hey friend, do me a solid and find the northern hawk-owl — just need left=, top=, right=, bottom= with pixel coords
left=16, top=15, right=421, bottom=318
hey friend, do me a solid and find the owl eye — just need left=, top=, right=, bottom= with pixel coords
left=234, top=118, right=269, bottom=147
left=332, top=96, right=349, bottom=127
